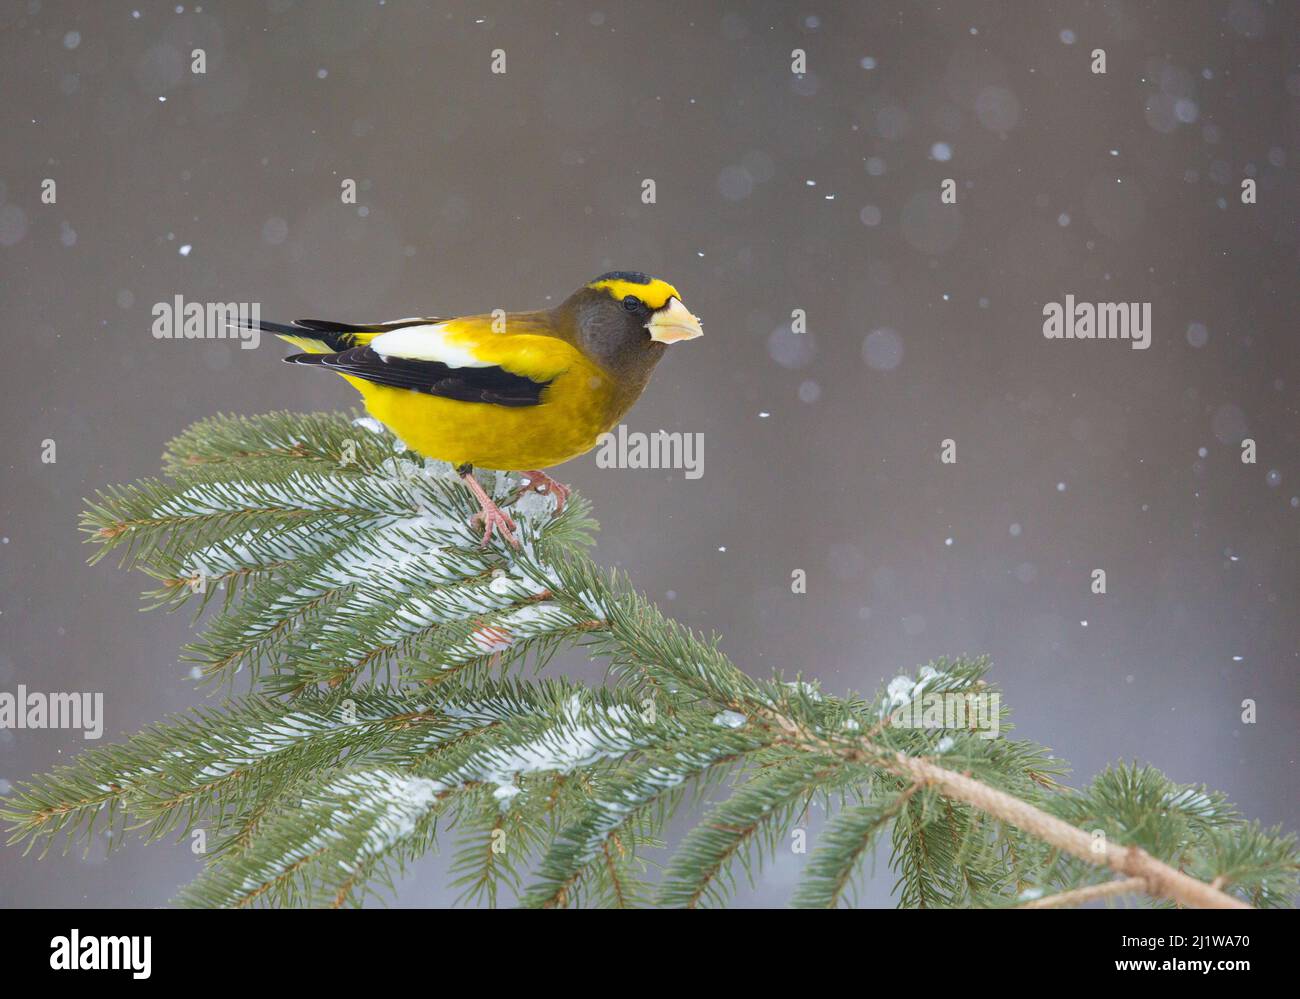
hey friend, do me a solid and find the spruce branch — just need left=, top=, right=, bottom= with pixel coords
left=4, top=411, right=1294, bottom=908
left=1018, top=877, right=1149, bottom=909
left=883, top=752, right=1251, bottom=909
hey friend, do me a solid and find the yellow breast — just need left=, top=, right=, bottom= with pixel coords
left=344, top=359, right=618, bottom=470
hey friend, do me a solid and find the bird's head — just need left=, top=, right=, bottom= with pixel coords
left=559, top=271, right=703, bottom=383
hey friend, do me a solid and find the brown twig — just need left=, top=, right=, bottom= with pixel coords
left=1018, top=877, right=1149, bottom=909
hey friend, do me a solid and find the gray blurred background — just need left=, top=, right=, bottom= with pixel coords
left=1, top=0, right=1296, bottom=907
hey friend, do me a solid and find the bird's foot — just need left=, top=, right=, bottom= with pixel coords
left=459, top=469, right=519, bottom=549
left=514, top=470, right=570, bottom=514
left=472, top=502, right=519, bottom=549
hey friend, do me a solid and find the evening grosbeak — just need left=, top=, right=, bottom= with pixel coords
left=247, top=272, right=703, bottom=547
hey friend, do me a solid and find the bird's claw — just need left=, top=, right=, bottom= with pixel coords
left=515, top=470, right=570, bottom=514
left=459, top=468, right=521, bottom=549
left=471, top=501, right=519, bottom=549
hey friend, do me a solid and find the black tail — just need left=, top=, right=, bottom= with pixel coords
left=235, top=316, right=442, bottom=356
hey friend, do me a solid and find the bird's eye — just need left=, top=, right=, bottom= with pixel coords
left=622, top=295, right=641, bottom=312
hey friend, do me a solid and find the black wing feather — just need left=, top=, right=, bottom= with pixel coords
left=285, top=345, right=549, bottom=408
left=236, top=316, right=443, bottom=353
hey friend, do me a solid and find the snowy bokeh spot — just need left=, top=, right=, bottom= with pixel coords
left=975, top=86, right=1020, bottom=132
left=262, top=217, right=289, bottom=244
left=875, top=105, right=910, bottom=140
left=1227, top=0, right=1266, bottom=38
left=740, top=150, right=774, bottom=183
left=717, top=165, right=754, bottom=201
left=1211, top=404, right=1249, bottom=445
left=721, top=13, right=748, bottom=41
left=0, top=204, right=28, bottom=247
left=767, top=323, right=816, bottom=369
left=862, top=328, right=904, bottom=371
left=134, top=43, right=187, bottom=95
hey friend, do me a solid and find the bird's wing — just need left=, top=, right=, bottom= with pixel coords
left=241, top=316, right=446, bottom=354
left=367, top=314, right=579, bottom=380
left=287, top=346, right=549, bottom=407
left=285, top=314, right=588, bottom=409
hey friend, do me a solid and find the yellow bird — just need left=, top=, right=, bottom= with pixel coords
left=250, top=272, right=703, bottom=547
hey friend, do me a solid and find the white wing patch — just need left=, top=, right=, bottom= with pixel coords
left=369, top=323, right=493, bottom=368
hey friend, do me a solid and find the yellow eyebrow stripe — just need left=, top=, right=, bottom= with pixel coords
left=587, top=277, right=681, bottom=310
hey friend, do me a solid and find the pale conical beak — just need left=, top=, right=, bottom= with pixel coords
left=646, top=296, right=704, bottom=344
